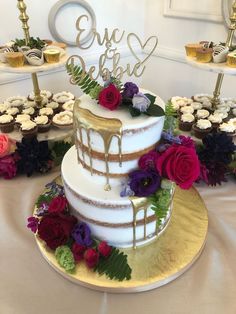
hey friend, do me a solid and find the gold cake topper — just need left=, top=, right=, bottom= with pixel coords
left=67, top=14, right=158, bottom=82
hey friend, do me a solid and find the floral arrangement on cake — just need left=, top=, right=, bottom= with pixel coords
left=0, top=134, right=71, bottom=179
left=66, top=64, right=165, bottom=118
left=27, top=181, right=131, bottom=281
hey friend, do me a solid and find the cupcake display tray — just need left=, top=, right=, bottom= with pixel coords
left=0, top=54, right=68, bottom=74
left=186, top=56, right=236, bottom=76
left=34, top=176, right=208, bottom=293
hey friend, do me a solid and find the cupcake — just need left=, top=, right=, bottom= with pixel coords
left=34, top=115, right=51, bottom=133
left=208, top=114, right=223, bottom=130
left=23, top=101, right=37, bottom=109
left=22, top=107, right=36, bottom=117
left=52, top=91, right=75, bottom=105
left=180, top=106, right=194, bottom=115
left=0, top=114, right=15, bottom=133
left=20, top=120, right=38, bottom=138
left=6, top=107, right=20, bottom=118
left=193, top=94, right=212, bottom=103
left=233, top=108, right=236, bottom=116
left=196, top=109, right=210, bottom=119
left=43, top=49, right=60, bottom=63
left=62, top=100, right=74, bottom=112
left=201, top=100, right=213, bottom=111
left=196, top=48, right=213, bottom=63
left=46, top=101, right=60, bottom=114
left=219, top=122, right=236, bottom=136
left=39, top=107, right=53, bottom=119
left=179, top=113, right=195, bottom=131
left=15, top=114, right=31, bottom=129
left=185, top=43, right=203, bottom=57
left=192, top=119, right=213, bottom=139
left=5, top=96, right=27, bottom=111
left=227, top=51, right=236, bottom=67
left=5, top=52, right=25, bottom=67
left=214, top=109, right=229, bottom=121
left=28, top=90, right=53, bottom=101
left=0, top=103, right=10, bottom=115
left=52, top=111, right=73, bottom=128
left=191, top=102, right=203, bottom=111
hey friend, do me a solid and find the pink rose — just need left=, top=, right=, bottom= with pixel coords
left=0, top=134, right=16, bottom=158
left=0, top=155, right=17, bottom=179
left=156, top=145, right=200, bottom=189
left=98, top=84, right=121, bottom=111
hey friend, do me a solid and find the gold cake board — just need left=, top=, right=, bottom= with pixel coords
left=35, top=177, right=208, bottom=293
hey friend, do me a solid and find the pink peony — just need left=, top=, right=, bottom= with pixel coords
left=0, top=154, right=17, bottom=179
left=0, top=134, right=16, bottom=158
left=156, top=145, right=200, bottom=189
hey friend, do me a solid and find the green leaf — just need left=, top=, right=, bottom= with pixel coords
left=129, top=105, right=141, bottom=117
left=35, top=193, right=55, bottom=207
left=145, top=93, right=156, bottom=105
left=51, top=141, right=72, bottom=166
left=145, top=104, right=165, bottom=117
left=94, top=247, right=132, bottom=281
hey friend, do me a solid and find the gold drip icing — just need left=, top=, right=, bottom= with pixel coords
left=73, top=99, right=122, bottom=191
left=129, top=197, right=151, bottom=249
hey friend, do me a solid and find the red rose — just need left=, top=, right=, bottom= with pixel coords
left=156, top=145, right=200, bottom=189
left=98, top=84, right=121, bottom=111
left=98, top=241, right=112, bottom=258
left=72, top=242, right=86, bottom=263
left=84, top=248, right=99, bottom=268
left=38, top=213, right=77, bottom=250
left=48, top=196, right=68, bottom=213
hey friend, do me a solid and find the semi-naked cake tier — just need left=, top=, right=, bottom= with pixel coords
left=62, top=91, right=173, bottom=248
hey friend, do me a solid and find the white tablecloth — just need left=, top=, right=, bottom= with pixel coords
left=0, top=169, right=235, bottom=314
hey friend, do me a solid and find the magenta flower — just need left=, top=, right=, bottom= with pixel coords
left=0, top=154, right=17, bottom=179
left=179, top=135, right=195, bottom=149
left=27, top=216, right=39, bottom=233
left=129, top=169, right=161, bottom=197
left=138, top=150, right=160, bottom=170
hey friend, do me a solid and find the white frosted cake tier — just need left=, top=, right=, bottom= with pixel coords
left=75, top=92, right=165, bottom=179
left=62, top=146, right=173, bottom=248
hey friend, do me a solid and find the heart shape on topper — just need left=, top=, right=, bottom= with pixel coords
left=127, top=33, right=158, bottom=65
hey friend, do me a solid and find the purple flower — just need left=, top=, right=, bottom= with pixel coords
left=27, top=216, right=39, bottom=233
left=122, top=82, right=139, bottom=99
left=129, top=169, right=161, bottom=197
left=36, top=202, right=49, bottom=216
left=72, top=222, right=93, bottom=247
left=132, top=93, right=151, bottom=112
left=45, top=182, right=64, bottom=196
left=179, top=135, right=195, bottom=148
left=138, top=150, right=160, bottom=170
left=157, top=143, right=171, bottom=153
left=161, top=131, right=182, bottom=145
left=120, top=180, right=135, bottom=197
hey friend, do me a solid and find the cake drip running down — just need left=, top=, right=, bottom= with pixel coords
left=73, top=99, right=122, bottom=191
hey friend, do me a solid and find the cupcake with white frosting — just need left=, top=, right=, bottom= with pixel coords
left=0, top=103, right=10, bottom=115
left=196, top=109, right=210, bottom=119
left=22, top=107, right=36, bottom=117
left=28, top=90, right=53, bottom=101
left=62, top=100, right=74, bottom=112
left=233, top=108, right=236, bottom=116
left=5, top=96, right=27, bottom=110
left=52, top=91, right=75, bottom=105
left=52, top=111, right=73, bottom=128
left=208, top=114, right=222, bottom=130
left=201, top=100, right=213, bottom=111
left=191, top=102, right=203, bottom=111
left=192, top=119, right=213, bottom=139
left=214, top=110, right=228, bottom=121
left=219, top=122, right=236, bottom=136
left=6, top=107, right=19, bottom=118
left=15, top=114, right=31, bottom=129
left=34, top=115, right=51, bottom=133
left=179, top=113, right=195, bottom=131
left=193, top=94, right=212, bottom=103
left=20, top=120, right=38, bottom=138
left=180, top=106, right=194, bottom=115
left=46, top=101, right=60, bottom=114
left=0, top=114, right=14, bottom=133
left=23, top=101, right=37, bottom=109
left=39, top=107, right=53, bottom=119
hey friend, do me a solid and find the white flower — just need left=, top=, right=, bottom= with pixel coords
left=132, top=93, right=151, bottom=112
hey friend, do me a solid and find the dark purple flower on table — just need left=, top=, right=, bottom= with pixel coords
left=129, top=169, right=161, bottom=197
left=0, top=154, right=17, bottom=179
left=161, top=131, right=182, bottom=145
left=120, top=180, right=135, bottom=197
left=205, top=161, right=228, bottom=186
left=138, top=150, right=160, bottom=170
left=122, top=82, right=139, bottom=99
left=27, top=216, right=39, bottom=233
left=36, top=202, right=49, bottom=217
left=198, top=163, right=209, bottom=185
left=72, top=222, right=93, bottom=247
left=179, top=135, right=195, bottom=149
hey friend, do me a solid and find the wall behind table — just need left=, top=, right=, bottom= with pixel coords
left=0, top=0, right=146, bottom=100
left=142, top=0, right=236, bottom=102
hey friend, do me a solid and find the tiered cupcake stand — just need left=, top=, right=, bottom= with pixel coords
left=0, top=0, right=73, bottom=142
left=186, top=1, right=236, bottom=109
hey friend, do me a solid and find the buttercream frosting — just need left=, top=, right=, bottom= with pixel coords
left=53, top=111, right=73, bottom=125
left=22, top=107, right=35, bottom=115
left=15, top=114, right=31, bottom=123
left=46, top=102, right=59, bottom=109
left=39, top=107, right=53, bottom=116
left=191, top=102, right=202, bottom=110
left=219, top=122, right=236, bottom=133
left=62, top=100, right=74, bottom=112
left=53, top=91, right=75, bottom=103
left=208, top=114, right=222, bottom=124
left=28, top=90, right=52, bottom=100
left=196, top=119, right=212, bottom=129
left=181, top=113, right=195, bottom=123
left=0, top=103, right=10, bottom=113
left=6, top=107, right=19, bottom=116
left=196, top=109, right=210, bottom=119
left=34, top=115, right=49, bottom=125
left=180, top=106, right=194, bottom=114
left=5, top=96, right=27, bottom=107
left=0, top=114, right=14, bottom=123
left=21, top=120, right=37, bottom=131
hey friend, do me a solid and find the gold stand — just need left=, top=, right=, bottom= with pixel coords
left=211, top=1, right=236, bottom=108
left=17, top=0, right=43, bottom=107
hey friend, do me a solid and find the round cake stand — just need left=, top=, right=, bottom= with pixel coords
left=35, top=178, right=208, bottom=293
